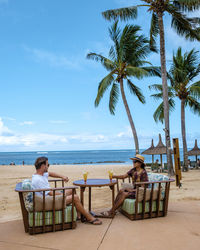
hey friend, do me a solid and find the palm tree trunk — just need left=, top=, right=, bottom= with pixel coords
left=119, top=78, right=139, bottom=154
left=181, top=99, right=188, bottom=171
left=157, top=11, right=174, bottom=176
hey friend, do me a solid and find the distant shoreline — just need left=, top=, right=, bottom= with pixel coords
left=3, top=160, right=127, bottom=166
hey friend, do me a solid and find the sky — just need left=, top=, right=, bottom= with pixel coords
left=0, top=0, right=199, bottom=152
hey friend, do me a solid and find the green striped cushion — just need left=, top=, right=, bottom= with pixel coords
left=122, top=199, right=163, bottom=214
left=28, top=205, right=77, bottom=227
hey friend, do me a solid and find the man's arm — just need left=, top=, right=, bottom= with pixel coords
left=48, top=171, right=69, bottom=182
left=112, top=173, right=129, bottom=179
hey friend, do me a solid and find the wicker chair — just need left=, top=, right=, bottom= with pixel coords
left=117, top=173, right=174, bottom=220
left=15, top=179, right=77, bottom=235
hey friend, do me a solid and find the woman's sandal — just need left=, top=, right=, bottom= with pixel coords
left=100, top=211, right=113, bottom=217
left=86, top=218, right=102, bottom=225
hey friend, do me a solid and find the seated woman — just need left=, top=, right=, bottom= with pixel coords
left=102, top=154, right=148, bottom=216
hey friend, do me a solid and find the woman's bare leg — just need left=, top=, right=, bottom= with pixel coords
left=109, top=191, right=129, bottom=215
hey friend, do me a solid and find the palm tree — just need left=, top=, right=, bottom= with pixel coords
left=149, top=47, right=200, bottom=171
left=87, top=22, right=160, bottom=154
left=102, top=1, right=200, bottom=175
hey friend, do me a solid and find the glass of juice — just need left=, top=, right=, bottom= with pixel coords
left=83, top=172, right=88, bottom=183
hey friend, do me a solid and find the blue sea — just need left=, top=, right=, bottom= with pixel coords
left=0, top=149, right=192, bottom=165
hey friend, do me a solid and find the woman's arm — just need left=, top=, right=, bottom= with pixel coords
left=113, top=173, right=129, bottom=179
left=140, top=170, right=148, bottom=187
left=48, top=171, right=69, bottom=182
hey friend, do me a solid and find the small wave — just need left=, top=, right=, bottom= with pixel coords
left=37, top=152, right=48, bottom=154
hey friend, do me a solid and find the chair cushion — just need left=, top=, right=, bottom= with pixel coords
left=121, top=176, right=166, bottom=201
left=147, top=173, right=169, bottom=199
left=121, top=198, right=164, bottom=215
left=22, top=179, right=67, bottom=212
left=28, top=205, right=77, bottom=227
left=34, top=195, right=66, bottom=212
left=147, top=173, right=169, bottom=187
left=22, top=179, right=33, bottom=212
left=137, top=187, right=163, bottom=202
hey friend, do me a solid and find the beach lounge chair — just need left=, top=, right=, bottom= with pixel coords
left=118, top=173, right=174, bottom=220
left=15, top=179, right=77, bottom=235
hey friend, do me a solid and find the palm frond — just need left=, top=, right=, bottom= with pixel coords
left=186, top=96, right=200, bottom=115
left=168, top=5, right=200, bottom=41
left=189, top=81, right=200, bottom=99
left=140, top=66, right=161, bottom=77
left=153, top=101, right=165, bottom=123
left=153, top=98, right=175, bottom=123
left=149, top=84, right=174, bottom=99
left=86, top=53, right=115, bottom=71
left=109, top=83, right=120, bottom=115
left=109, top=21, right=121, bottom=58
left=149, top=13, right=159, bottom=52
left=126, top=66, right=149, bottom=79
left=127, top=79, right=145, bottom=103
left=95, top=72, right=115, bottom=107
left=102, top=6, right=138, bottom=21
left=173, top=0, right=200, bottom=12
left=109, top=46, right=116, bottom=61
left=119, top=24, right=141, bottom=62
left=128, top=35, right=151, bottom=63
left=149, top=84, right=163, bottom=92
left=150, top=93, right=163, bottom=100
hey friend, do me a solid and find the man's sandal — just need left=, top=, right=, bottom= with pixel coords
left=86, top=218, right=102, bottom=225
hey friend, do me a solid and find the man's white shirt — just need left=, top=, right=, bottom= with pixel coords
left=32, top=172, right=50, bottom=196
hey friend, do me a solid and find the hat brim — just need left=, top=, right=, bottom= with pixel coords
left=130, top=157, right=144, bottom=164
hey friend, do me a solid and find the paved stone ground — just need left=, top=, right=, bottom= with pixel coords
left=0, top=201, right=200, bottom=250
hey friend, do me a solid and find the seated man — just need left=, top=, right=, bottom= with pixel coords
left=102, top=154, right=148, bottom=216
left=32, top=156, right=102, bottom=225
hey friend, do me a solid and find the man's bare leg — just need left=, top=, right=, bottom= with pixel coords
left=66, top=195, right=102, bottom=225
left=64, top=189, right=80, bottom=219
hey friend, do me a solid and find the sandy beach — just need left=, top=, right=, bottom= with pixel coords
left=0, top=164, right=200, bottom=223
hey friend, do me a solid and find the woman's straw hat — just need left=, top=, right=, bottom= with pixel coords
left=130, top=154, right=145, bottom=163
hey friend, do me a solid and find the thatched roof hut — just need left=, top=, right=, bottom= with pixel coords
left=188, top=140, right=200, bottom=162
left=142, top=139, right=155, bottom=163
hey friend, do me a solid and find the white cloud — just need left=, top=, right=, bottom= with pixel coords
left=2, top=116, right=16, bottom=121
left=0, top=118, right=13, bottom=136
left=19, top=121, right=35, bottom=126
left=0, top=120, right=198, bottom=151
left=69, top=134, right=107, bottom=143
left=117, top=126, right=132, bottom=138
left=23, top=46, right=81, bottom=70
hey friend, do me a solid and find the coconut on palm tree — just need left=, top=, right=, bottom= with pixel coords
left=102, top=1, right=200, bottom=176
left=87, top=22, right=160, bottom=154
left=149, top=47, right=200, bottom=171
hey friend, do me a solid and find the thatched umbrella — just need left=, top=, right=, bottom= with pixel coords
left=153, top=134, right=167, bottom=167
left=142, top=139, right=155, bottom=163
left=188, top=139, right=200, bottom=162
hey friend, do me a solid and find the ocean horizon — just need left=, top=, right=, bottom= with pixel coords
left=0, top=148, right=196, bottom=165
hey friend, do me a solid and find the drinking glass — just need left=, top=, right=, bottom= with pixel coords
left=83, top=172, right=88, bottom=183
left=108, top=170, right=113, bottom=181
